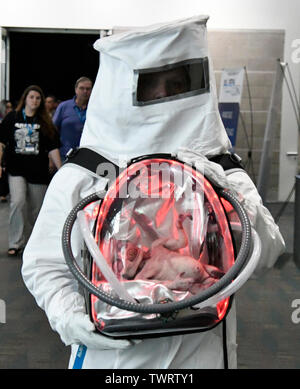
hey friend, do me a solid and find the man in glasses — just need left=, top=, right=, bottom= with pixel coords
left=53, top=77, right=93, bottom=161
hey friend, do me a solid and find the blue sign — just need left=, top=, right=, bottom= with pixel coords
left=218, top=102, right=240, bottom=149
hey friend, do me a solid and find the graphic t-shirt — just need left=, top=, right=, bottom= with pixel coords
left=0, top=111, right=61, bottom=184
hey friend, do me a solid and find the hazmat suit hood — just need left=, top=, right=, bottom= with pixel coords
left=80, top=15, right=232, bottom=165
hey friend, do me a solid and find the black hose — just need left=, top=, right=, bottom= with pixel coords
left=62, top=189, right=251, bottom=314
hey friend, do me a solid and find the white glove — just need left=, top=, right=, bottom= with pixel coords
left=176, top=147, right=231, bottom=190
left=56, top=311, right=137, bottom=350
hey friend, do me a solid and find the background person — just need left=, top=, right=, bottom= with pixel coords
left=0, top=85, right=62, bottom=256
left=0, top=99, right=13, bottom=122
left=45, top=95, right=59, bottom=174
left=45, top=95, right=57, bottom=118
left=53, top=77, right=93, bottom=161
left=5, top=101, right=14, bottom=115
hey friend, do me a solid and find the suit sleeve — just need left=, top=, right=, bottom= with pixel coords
left=21, top=166, right=105, bottom=332
left=226, top=169, right=286, bottom=277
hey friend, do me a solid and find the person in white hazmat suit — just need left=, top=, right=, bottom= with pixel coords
left=21, top=15, right=285, bottom=369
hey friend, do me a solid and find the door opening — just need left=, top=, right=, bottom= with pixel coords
left=9, top=30, right=100, bottom=105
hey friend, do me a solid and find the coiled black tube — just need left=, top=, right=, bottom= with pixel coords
left=62, top=189, right=251, bottom=314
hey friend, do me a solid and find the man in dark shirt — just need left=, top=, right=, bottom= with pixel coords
left=53, top=77, right=93, bottom=161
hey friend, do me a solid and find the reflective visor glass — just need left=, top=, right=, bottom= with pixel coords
left=134, top=58, right=209, bottom=106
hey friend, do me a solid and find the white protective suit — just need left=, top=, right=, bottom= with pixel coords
left=22, top=15, right=285, bottom=369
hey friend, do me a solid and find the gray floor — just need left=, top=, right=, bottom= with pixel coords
left=235, top=202, right=300, bottom=369
left=0, top=199, right=299, bottom=369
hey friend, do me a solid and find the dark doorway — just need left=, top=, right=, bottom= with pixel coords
left=9, top=31, right=100, bottom=105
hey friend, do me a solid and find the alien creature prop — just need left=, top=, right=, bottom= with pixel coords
left=119, top=214, right=224, bottom=294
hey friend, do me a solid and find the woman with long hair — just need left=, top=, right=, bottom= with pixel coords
left=0, top=85, right=62, bottom=256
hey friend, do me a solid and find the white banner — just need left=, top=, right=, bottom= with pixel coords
left=219, top=68, right=245, bottom=104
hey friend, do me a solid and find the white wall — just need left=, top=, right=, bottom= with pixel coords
left=1, top=0, right=300, bottom=201
left=0, top=0, right=298, bottom=31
